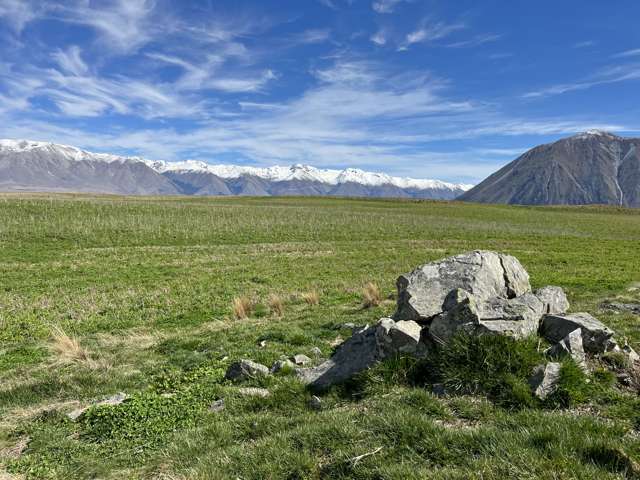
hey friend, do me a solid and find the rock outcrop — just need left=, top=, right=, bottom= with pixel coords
left=234, top=251, right=633, bottom=392
left=395, top=251, right=532, bottom=322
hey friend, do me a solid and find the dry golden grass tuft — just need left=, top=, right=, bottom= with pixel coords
left=268, top=293, right=285, bottom=317
left=302, top=289, right=320, bottom=306
left=361, top=282, right=382, bottom=308
left=50, top=325, right=91, bottom=364
left=232, top=296, right=254, bottom=319
left=49, top=325, right=108, bottom=370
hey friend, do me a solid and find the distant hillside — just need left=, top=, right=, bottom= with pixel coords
left=459, top=131, right=640, bottom=207
left=0, top=140, right=471, bottom=199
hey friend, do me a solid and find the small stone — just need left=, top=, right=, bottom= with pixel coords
left=209, top=399, right=225, bottom=412
left=225, top=359, right=270, bottom=381
left=375, top=318, right=422, bottom=356
left=238, top=387, right=271, bottom=398
left=270, top=359, right=295, bottom=373
left=535, top=286, right=570, bottom=314
left=337, top=322, right=357, bottom=330
left=432, top=383, right=446, bottom=397
left=529, top=363, right=561, bottom=400
left=292, top=354, right=312, bottom=366
left=309, top=395, right=322, bottom=410
left=600, top=302, right=640, bottom=315
left=67, top=392, right=128, bottom=421
left=540, top=313, right=616, bottom=354
left=258, top=340, right=267, bottom=348
left=546, top=328, right=587, bottom=371
left=616, top=372, right=632, bottom=386
left=622, top=345, right=639, bottom=364
left=310, top=346, right=323, bottom=357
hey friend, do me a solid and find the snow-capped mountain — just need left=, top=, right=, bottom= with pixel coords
left=0, top=139, right=472, bottom=199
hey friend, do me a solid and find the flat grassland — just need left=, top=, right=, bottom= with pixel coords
left=0, top=194, right=639, bottom=479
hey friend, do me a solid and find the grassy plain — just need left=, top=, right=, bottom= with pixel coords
left=0, top=193, right=639, bottom=479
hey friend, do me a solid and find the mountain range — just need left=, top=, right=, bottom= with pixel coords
left=460, top=130, right=640, bottom=207
left=0, top=140, right=471, bottom=199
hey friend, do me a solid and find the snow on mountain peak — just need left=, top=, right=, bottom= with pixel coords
left=0, top=139, right=472, bottom=192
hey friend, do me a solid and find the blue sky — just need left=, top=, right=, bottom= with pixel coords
left=0, top=0, right=639, bottom=183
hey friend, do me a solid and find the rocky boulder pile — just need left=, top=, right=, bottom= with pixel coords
left=293, top=251, right=638, bottom=393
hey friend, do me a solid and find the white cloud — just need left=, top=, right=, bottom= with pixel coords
left=0, top=0, right=39, bottom=32
left=57, top=0, right=156, bottom=52
left=574, top=40, right=595, bottom=49
left=52, top=46, right=88, bottom=76
left=524, top=63, right=640, bottom=98
left=613, top=48, right=640, bottom=59
left=399, top=21, right=465, bottom=51
left=207, top=70, right=277, bottom=93
left=370, top=29, right=387, bottom=46
left=446, top=34, right=501, bottom=48
left=292, top=28, right=331, bottom=44
left=372, top=0, right=404, bottom=14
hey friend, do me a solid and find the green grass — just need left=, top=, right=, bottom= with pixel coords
left=0, top=193, right=639, bottom=479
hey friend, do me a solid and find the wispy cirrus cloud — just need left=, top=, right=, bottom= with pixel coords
left=613, top=48, right=640, bottom=59
left=574, top=40, right=596, bottom=49
left=446, top=33, right=501, bottom=48
left=398, top=20, right=465, bottom=51
left=0, top=0, right=40, bottom=32
left=524, top=62, right=640, bottom=98
left=371, top=0, right=406, bottom=14
left=370, top=29, right=387, bottom=46
left=49, top=0, right=157, bottom=53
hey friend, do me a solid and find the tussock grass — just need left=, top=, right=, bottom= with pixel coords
left=267, top=294, right=285, bottom=317
left=361, top=281, right=382, bottom=308
left=232, top=296, right=254, bottom=320
left=302, top=289, right=320, bottom=306
left=49, top=325, right=93, bottom=366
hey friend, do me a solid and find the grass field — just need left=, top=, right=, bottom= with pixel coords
left=1, top=193, right=639, bottom=479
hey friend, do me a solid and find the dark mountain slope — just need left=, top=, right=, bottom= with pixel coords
left=460, top=131, right=640, bottom=207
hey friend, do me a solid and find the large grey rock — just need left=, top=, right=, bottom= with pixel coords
left=225, top=359, right=270, bottom=381
left=429, top=292, right=543, bottom=342
left=529, top=362, right=561, bottom=400
left=297, top=324, right=379, bottom=389
left=535, top=286, right=570, bottom=314
left=395, top=251, right=531, bottom=322
left=297, top=318, right=423, bottom=389
left=540, top=313, right=616, bottom=354
left=546, top=328, right=587, bottom=371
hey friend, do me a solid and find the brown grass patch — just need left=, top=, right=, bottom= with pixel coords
left=268, top=293, right=285, bottom=317
left=361, top=282, right=382, bottom=308
left=50, top=325, right=91, bottom=363
left=302, top=289, right=320, bottom=306
left=49, top=325, right=108, bottom=369
left=232, top=296, right=254, bottom=319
